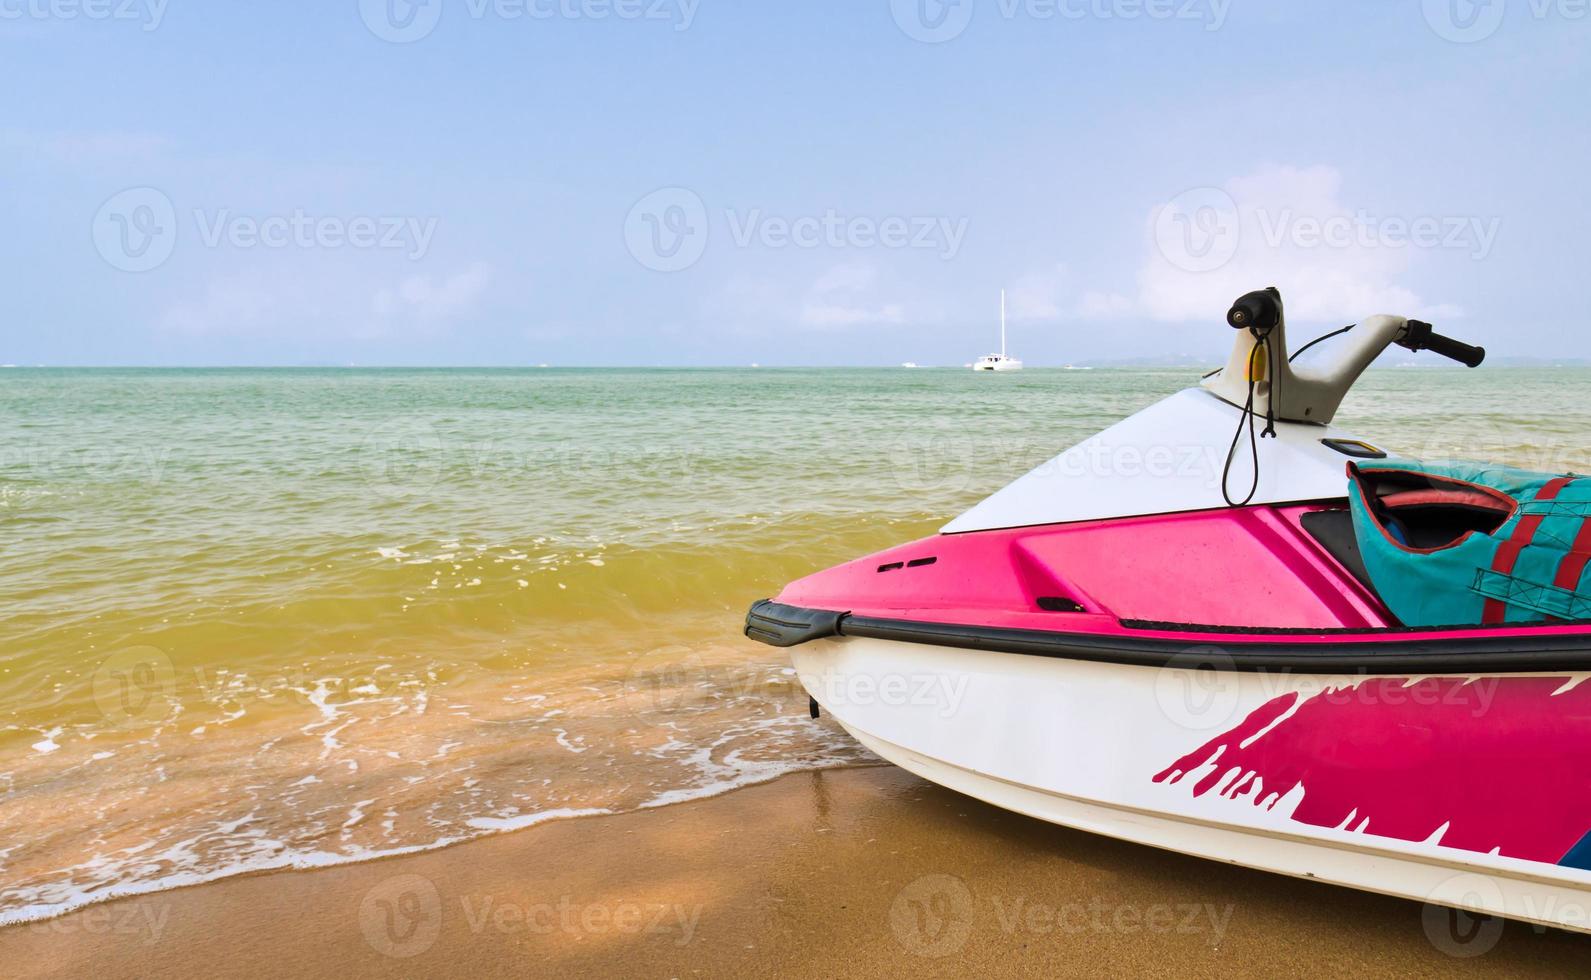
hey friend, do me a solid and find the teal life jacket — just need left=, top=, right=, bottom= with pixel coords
left=1347, top=459, right=1591, bottom=627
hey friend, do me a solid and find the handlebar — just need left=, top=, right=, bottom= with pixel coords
left=1227, top=288, right=1281, bottom=334
left=1208, top=289, right=1488, bottom=426
left=1396, top=320, right=1486, bottom=368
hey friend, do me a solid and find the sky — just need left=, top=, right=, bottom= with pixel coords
left=2, top=0, right=1588, bottom=366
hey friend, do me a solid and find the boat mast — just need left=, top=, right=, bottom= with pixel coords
left=1000, top=289, right=1007, bottom=359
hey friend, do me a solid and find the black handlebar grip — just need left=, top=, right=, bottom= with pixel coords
left=1399, top=320, right=1487, bottom=368
left=1227, top=288, right=1281, bottom=334
left=1424, top=332, right=1487, bottom=368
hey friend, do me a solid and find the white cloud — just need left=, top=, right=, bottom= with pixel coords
left=994, top=167, right=1466, bottom=329
left=372, top=263, right=492, bottom=321
left=799, top=302, right=905, bottom=328
left=1006, top=264, right=1068, bottom=320
left=1076, top=290, right=1135, bottom=318
left=160, top=263, right=494, bottom=339
left=704, top=275, right=784, bottom=322
left=1, top=128, right=170, bottom=164
left=1005, top=265, right=1131, bottom=322
left=809, top=263, right=877, bottom=295
left=1138, top=164, right=1461, bottom=324
left=796, top=263, right=906, bottom=329
left=159, top=277, right=279, bottom=335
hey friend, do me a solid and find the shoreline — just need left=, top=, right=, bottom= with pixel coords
left=0, top=754, right=882, bottom=930
left=4, top=766, right=1584, bottom=978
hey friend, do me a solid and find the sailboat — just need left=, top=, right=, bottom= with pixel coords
left=972, top=290, right=1023, bottom=371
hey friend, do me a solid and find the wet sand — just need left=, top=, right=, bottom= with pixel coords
left=2, top=765, right=1583, bottom=979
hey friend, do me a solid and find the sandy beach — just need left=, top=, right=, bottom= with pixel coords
left=3, top=765, right=1583, bottom=979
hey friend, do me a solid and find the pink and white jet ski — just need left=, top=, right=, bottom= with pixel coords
left=747, top=288, right=1591, bottom=932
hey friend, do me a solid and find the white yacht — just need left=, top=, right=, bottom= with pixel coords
left=973, top=290, right=1022, bottom=371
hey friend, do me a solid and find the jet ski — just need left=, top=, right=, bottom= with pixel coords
left=746, top=288, right=1591, bottom=932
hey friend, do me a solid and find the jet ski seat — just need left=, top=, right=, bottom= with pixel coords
left=1368, top=484, right=1515, bottom=550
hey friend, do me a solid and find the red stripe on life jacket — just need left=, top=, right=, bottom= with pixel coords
left=1482, top=476, right=1574, bottom=624
left=1553, top=516, right=1591, bottom=592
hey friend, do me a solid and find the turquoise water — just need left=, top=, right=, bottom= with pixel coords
left=1, top=365, right=1588, bottom=922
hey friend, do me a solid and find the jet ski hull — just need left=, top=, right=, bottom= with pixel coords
left=748, top=501, right=1591, bottom=932
left=786, top=630, right=1591, bottom=934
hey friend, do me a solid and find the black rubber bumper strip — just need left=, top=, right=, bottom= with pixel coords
left=744, top=600, right=847, bottom=648
left=744, top=599, right=1591, bottom=674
